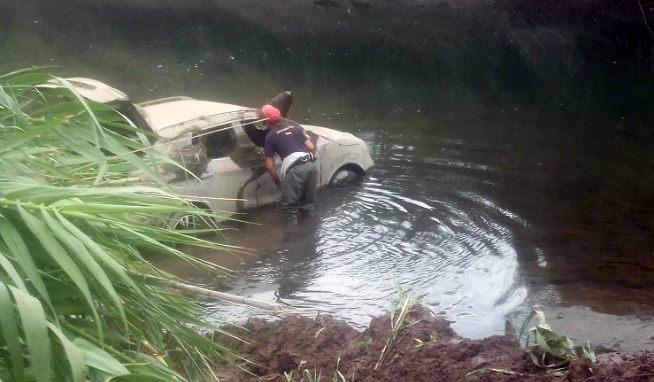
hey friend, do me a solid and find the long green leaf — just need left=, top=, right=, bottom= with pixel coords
left=41, top=206, right=127, bottom=331
left=529, top=351, right=541, bottom=367
left=0, top=218, right=55, bottom=314
left=73, top=338, right=129, bottom=377
left=17, top=205, right=103, bottom=342
left=0, top=282, right=24, bottom=382
left=53, top=77, right=104, bottom=147
left=58, top=204, right=192, bottom=214
left=4, top=72, right=53, bottom=87
left=9, top=285, right=51, bottom=382
left=130, top=353, right=185, bottom=381
left=0, top=70, right=238, bottom=382
left=0, top=115, right=69, bottom=154
left=0, top=85, right=29, bottom=129
left=47, top=323, right=87, bottom=382
left=0, top=67, right=50, bottom=81
left=534, top=329, right=553, bottom=354
left=52, top=129, right=108, bottom=171
left=54, top=210, right=144, bottom=298
left=519, top=310, right=536, bottom=342
left=0, top=251, right=28, bottom=291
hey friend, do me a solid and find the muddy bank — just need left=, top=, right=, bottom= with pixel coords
left=213, top=307, right=654, bottom=382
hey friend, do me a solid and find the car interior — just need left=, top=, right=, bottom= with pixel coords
left=192, top=124, right=236, bottom=159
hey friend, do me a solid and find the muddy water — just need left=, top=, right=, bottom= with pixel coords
left=162, top=117, right=654, bottom=351
left=5, top=1, right=654, bottom=351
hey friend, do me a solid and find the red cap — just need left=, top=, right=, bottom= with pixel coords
left=262, top=105, right=282, bottom=124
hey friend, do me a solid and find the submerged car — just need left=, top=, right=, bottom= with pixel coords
left=54, top=78, right=374, bottom=220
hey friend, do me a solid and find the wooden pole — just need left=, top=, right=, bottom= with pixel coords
left=144, top=275, right=286, bottom=313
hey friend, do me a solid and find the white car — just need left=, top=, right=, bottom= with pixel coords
left=57, top=78, right=374, bottom=220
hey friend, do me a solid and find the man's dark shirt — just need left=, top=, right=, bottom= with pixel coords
left=264, top=121, right=308, bottom=160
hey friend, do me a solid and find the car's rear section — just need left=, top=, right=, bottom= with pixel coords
left=303, top=124, right=374, bottom=187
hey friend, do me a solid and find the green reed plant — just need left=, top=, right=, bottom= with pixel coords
left=374, top=283, right=421, bottom=370
left=0, top=69, right=237, bottom=382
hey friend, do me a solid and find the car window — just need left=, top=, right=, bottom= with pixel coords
left=193, top=124, right=236, bottom=159
left=230, top=121, right=266, bottom=168
left=242, top=120, right=268, bottom=147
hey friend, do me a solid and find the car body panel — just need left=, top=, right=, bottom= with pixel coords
left=137, top=98, right=258, bottom=139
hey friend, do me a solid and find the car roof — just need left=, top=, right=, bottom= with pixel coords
left=137, top=98, right=260, bottom=139
left=42, top=77, right=130, bottom=103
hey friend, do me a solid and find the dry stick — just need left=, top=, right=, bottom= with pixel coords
left=141, top=340, right=168, bottom=366
left=148, top=276, right=286, bottom=313
left=142, top=341, right=180, bottom=381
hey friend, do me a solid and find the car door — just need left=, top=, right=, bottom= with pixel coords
left=172, top=122, right=261, bottom=215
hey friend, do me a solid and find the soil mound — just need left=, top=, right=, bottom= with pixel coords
left=213, top=307, right=654, bottom=381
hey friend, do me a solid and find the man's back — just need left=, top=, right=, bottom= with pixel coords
left=261, top=105, right=317, bottom=223
left=264, top=121, right=308, bottom=160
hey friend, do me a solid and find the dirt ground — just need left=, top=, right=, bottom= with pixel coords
left=213, top=306, right=654, bottom=382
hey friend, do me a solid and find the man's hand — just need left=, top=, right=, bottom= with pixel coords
left=304, top=139, right=316, bottom=153
left=266, top=157, right=282, bottom=187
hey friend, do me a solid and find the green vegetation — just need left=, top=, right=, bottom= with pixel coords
left=506, top=308, right=596, bottom=371
left=0, top=69, right=236, bottom=382
left=374, top=283, right=422, bottom=370
left=412, top=331, right=437, bottom=349
left=283, top=356, right=349, bottom=382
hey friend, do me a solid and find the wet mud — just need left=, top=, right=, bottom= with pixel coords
left=213, top=306, right=654, bottom=382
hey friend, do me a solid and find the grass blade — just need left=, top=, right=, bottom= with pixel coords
left=0, top=115, right=68, bottom=154
left=74, top=338, right=129, bottom=377
left=9, top=285, right=51, bottom=382
left=47, top=323, right=86, bottom=382
left=0, top=282, right=24, bottom=382
left=41, top=206, right=127, bottom=330
left=54, top=210, right=144, bottom=297
left=0, top=250, right=28, bottom=291
left=518, top=310, right=536, bottom=342
left=17, top=204, right=103, bottom=342
left=0, top=217, right=55, bottom=314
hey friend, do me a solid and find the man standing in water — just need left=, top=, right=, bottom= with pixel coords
left=262, top=105, right=317, bottom=224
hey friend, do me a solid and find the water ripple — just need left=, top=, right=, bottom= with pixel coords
left=180, top=135, right=530, bottom=338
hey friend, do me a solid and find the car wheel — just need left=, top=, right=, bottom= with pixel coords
left=329, top=167, right=363, bottom=188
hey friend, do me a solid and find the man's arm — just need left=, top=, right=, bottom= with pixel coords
left=264, top=135, right=282, bottom=186
left=304, top=139, right=316, bottom=153
left=265, top=157, right=282, bottom=186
